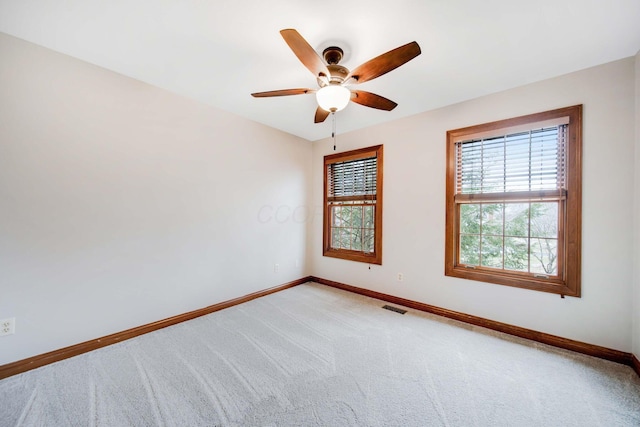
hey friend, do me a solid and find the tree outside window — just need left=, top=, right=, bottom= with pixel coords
left=324, top=145, right=383, bottom=264
left=445, top=106, right=582, bottom=296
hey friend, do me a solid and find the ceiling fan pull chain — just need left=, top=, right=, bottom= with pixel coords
left=332, top=112, right=337, bottom=151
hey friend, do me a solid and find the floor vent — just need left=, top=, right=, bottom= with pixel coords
left=382, top=305, right=407, bottom=315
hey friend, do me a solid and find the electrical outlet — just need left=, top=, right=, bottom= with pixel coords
left=397, top=273, right=404, bottom=282
left=0, top=318, right=15, bottom=336
left=274, top=263, right=280, bottom=273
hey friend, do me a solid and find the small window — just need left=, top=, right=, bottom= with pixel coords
left=324, top=145, right=383, bottom=264
left=445, top=106, right=582, bottom=296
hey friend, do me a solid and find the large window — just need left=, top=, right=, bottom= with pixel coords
left=324, top=145, right=383, bottom=264
left=445, top=106, right=582, bottom=296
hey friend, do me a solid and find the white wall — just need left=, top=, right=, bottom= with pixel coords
left=1, top=31, right=637, bottom=367
left=311, top=57, right=636, bottom=352
left=634, top=50, right=640, bottom=360
left=0, top=33, right=311, bottom=365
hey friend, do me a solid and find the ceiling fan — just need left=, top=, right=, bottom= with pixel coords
left=251, top=29, right=421, bottom=123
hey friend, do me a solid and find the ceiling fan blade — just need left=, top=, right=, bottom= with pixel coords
left=280, top=29, right=331, bottom=79
left=314, top=107, right=330, bottom=123
left=347, top=41, right=421, bottom=84
left=251, top=88, right=315, bottom=97
left=351, top=90, right=398, bottom=111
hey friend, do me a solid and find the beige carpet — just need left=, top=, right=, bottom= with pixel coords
left=1, top=282, right=639, bottom=426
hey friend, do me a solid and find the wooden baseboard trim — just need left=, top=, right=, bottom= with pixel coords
left=0, top=276, right=312, bottom=380
left=311, top=276, right=636, bottom=370
left=4, top=276, right=636, bottom=380
left=633, top=354, right=640, bottom=378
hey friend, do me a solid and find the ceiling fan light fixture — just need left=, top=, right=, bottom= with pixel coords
left=316, top=85, right=350, bottom=112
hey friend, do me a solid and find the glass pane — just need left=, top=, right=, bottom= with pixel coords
left=341, top=206, right=352, bottom=227
left=530, top=238, right=558, bottom=275
left=460, top=234, right=480, bottom=265
left=481, top=235, right=503, bottom=268
left=458, top=201, right=559, bottom=276
left=332, top=206, right=341, bottom=226
left=330, top=157, right=377, bottom=197
left=351, top=226, right=362, bottom=251
left=460, top=204, right=480, bottom=234
left=529, top=128, right=560, bottom=191
left=331, top=227, right=341, bottom=249
left=481, top=140, right=505, bottom=193
left=504, top=237, right=529, bottom=271
left=364, top=205, right=374, bottom=228
left=460, top=126, right=562, bottom=195
left=351, top=206, right=363, bottom=229
left=339, top=229, right=350, bottom=249
left=460, top=140, right=483, bottom=194
left=340, top=228, right=351, bottom=249
left=504, top=203, right=529, bottom=237
left=505, top=133, right=532, bottom=192
left=363, top=228, right=375, bottom=253
left=481, top=203, right=503, bottom=236
left=530, top=202, right=558, bottom=238
left=334, top=205, right=352, bottom=227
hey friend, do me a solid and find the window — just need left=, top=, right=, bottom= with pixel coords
left=324, top=145, right=383, bottom=264
left=445, top=105, right=582, bottom=296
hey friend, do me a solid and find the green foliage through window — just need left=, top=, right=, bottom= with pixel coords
left=330, top=203, right=375, bottom=253
left=459, top=202, right=558, bottom=275
left=446, top=105, right=582, bottom=296
left=324, top=144, right=383, bottom=264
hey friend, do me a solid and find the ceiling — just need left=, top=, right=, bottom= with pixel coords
left=1, top=1, right=639, bottom=141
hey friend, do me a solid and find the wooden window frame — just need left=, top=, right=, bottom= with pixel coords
left=323, top=145, right=383, bottom=264
left=445, top=105, right=582, bottom=296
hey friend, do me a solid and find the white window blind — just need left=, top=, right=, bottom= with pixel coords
left=328, top=156, right=377, bottom=199
left=456, top=125, right=567, bottom=195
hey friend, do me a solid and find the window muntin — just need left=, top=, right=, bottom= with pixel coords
left=445, top=106, right=581, bottom=296
left=458, top=201, right=560, bottom=276
left=330, top=202, right=375, bottom=253
left=324, top=145, right=383, bottom=264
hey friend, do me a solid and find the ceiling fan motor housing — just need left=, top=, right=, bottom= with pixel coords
left=323, top=46, right=343, bottom=64
left=318, top=65, right=349, bottom=86
left=315, top=47, right=348, bottom=86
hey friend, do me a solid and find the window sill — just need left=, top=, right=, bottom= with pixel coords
left=445, top=265, right=579, bottom=297
left=323, top=248, right=382, bottom=265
